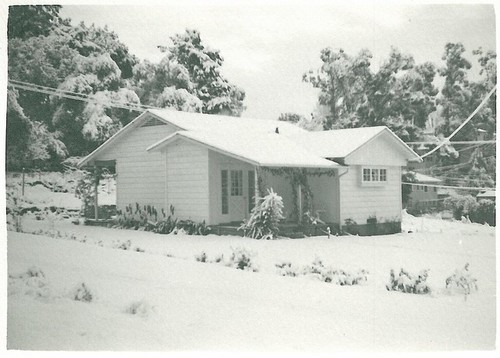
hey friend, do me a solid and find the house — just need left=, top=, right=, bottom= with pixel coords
left=405, top=172, right=442, bottom=212
left=477, top=190, right=496, bottom=202
left=79, top=109, right=421, bottom=234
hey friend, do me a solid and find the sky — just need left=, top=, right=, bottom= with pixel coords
left=43, top=1, right=498, bottom=120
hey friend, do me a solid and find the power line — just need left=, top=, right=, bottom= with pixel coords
left=406, top=140, right=496, bottom=145
left=420, top=85, right=497, bottom=159
left=8, top=79, right=160, bottom=112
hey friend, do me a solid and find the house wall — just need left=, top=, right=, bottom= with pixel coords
left=166, top=140, right=210, bottom=222
left=346, top=131, right=409, bottom=167
left=407, top=184, right=440, bottom=211
left=337, top=132, right=408, bottom=225
left=259, top=170, right=295, bottom=221
left=97, top=123, right=176, bottom=212
left=339, top=165, right=402, bottom=225
left=308, top=174, right=340, bottom=224
left=208, top=151, right=255, bottom=225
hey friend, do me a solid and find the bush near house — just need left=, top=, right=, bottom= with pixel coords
left=239, top=188, right=284, bottom=240
left=444, top=194, right=495, bottom=226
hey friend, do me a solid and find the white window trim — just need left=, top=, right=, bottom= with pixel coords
left=361, top=166, right=388, bottom=186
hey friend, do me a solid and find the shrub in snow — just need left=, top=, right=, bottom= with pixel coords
left=114, top=240, right=132, bottom=250
left=444, top=194, right=478, bottom=221
left=275, top=262, right=300, bottom=277
left=195, top=251, right=208, bottom=263
left=445, top=263, right=478, bottom=297
left=70, top=282, right=94, bottom=302
left=469, top=199, right=496, bottom=226
left=176, top=219, right=212, bottom=235
left=134, top=246, right=145, bottom=253
left=125, top=300, right=156, bottom=318
left=8, top=266, right=51, bottom=298
left=239, top=188, right=284, bottom=240
left=386, top=268, right=431, bottom=294
left=213, top=254, right=224, bottom=263
left=227, top=247, right=259, bottom=272
left=277, top=258, right=369, bottom=285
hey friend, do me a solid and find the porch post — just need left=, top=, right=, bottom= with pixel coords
left=94, top=165, right=99, bottom=220
left=297, top=183, right=303, bottom=223
left=254, top=166, right=260, bottom=208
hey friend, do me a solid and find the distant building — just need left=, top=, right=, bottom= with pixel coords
left=477, top=190, right=496, bottom=202
left=406, top=172, right=442, bottom=212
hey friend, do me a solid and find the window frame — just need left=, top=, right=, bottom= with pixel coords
left=361, top=167, right=388, bottom=186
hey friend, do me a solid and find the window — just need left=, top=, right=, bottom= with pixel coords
left=424, top=186, right=428, bottom=192
left=221, top=170, right=228, bottom=214
left=363, top=168, right=371, bottom=182
left=230, top=170, right=243, bottom=196
left=380, top=169, right=387, bottom=182
left=248, top=170, right=255, bottom=213
left=362, top=167, right=387, bottom=185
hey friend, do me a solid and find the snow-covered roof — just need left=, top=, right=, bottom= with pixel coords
left=148, top=130, right=338, bottom=169
left=290, top=126, right=420, bottom=161
left=147, top=108, right=307, bottom=137
left=80, top=109, right=420, bottom=168
left=477, top=190, right=496, bottom=198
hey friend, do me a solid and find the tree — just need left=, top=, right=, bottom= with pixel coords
left=303, top=48, right=372, bottom=129
left=6, top=89, right=66, bottom=170
left=436, top=43, right=474, bottom=141
left=137, top=29, right=246, bottom=116
left=304, top=47, right=438, bottom=141
left=8, top=5, right=62, bottom=40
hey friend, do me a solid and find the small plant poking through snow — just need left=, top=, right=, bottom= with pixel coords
left=195, top=251, right=208, bottom=263
left=227, top=247, right=259, bottom=272
left=115, top=240, right=132, bottom=250
left=8, top=266, right=51, bottom=298
left=386, top=268, right=431, bottom=294
left=445, top=263, right=478, bottom=298
left=275, top=261, right=300, bottom=277
left=276, top=258, right=369, bottom=285
left=71, top=282, right=94, bottom=302
left=239, top=188, right=284, bottom=240
left=125, top=300, right=156, bottom=318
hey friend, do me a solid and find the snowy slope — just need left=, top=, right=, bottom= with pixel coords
left=7, top=215, right=496, bottom=351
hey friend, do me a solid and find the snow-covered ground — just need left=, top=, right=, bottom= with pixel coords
left=7, top=213, right=497, bottom=351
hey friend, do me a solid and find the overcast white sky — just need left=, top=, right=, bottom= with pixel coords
left=57, top=1, right=496, bottom=120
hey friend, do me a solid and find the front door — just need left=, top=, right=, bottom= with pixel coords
left=221, top=168, right=248, bottom=223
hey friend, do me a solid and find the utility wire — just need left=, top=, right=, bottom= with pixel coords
left=8, top=79, right=160, bottom=112
left=420, top=85, right=497, bottom=159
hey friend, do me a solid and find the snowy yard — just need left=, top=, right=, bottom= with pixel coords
left=7, top=214, right=496, bottom=351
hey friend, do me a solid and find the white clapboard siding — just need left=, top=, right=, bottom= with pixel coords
left=345, top=130, right=409, bottom=167
left=98, top=124, right=176, bottom=211
left=166, top=140, right=209, bottom=222
left=339, top=165, right=402, bottom=224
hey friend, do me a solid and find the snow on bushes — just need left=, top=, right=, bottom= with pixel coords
left=386, top=268, right=431, bottom=294
left=275, top=258, right=369, bottom=286
left=70, top=282, right=94, bottom=302
left=227, top=247, right=259, bottom=272
left=8, top=266, right=51, bottom=298
left=125, top=300, right=156, bottom=318
left=239, top=188, right=284, bottom=240
left=445, top=263, right=478, bottom=297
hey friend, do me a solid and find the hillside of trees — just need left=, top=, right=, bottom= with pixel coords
left=6, top=5, right=496, bottom=189
left=6, top=5, right=245, bottom=171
